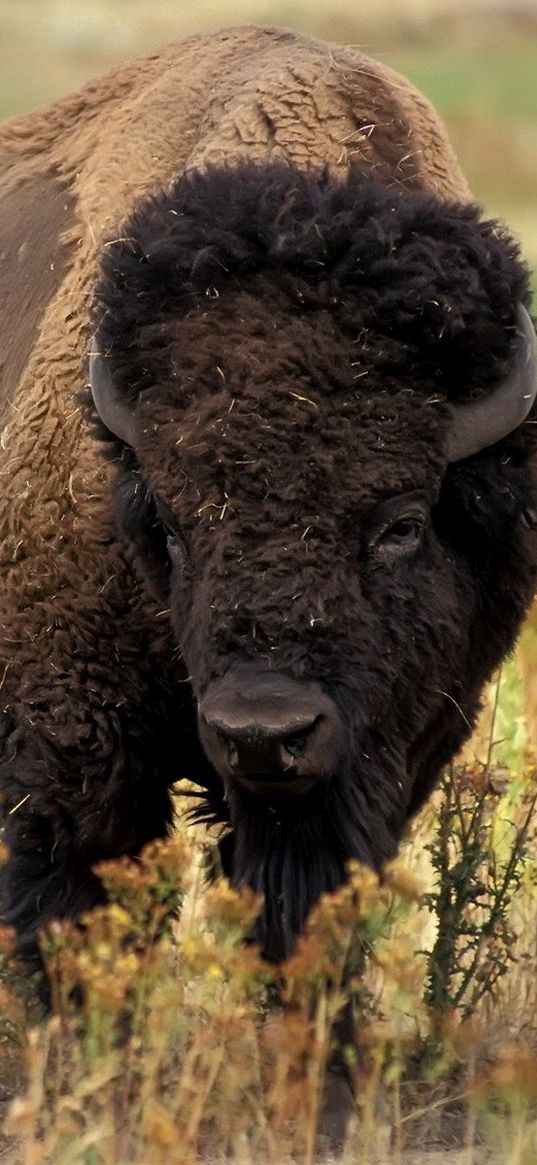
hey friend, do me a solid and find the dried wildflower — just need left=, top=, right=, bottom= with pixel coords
left=382, top=859, right=422, bottom=902
left=203, top=879, right=263, bottom=942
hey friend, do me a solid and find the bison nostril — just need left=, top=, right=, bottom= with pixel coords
left=281, top=717, right=321, bottom=761
left=227, top=741, right=240, bottom=770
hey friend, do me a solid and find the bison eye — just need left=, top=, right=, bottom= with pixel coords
left=364, top=496, right=429, bottom=569
left=374, top=513, right=426, bottom=561
left=383, top=516, right=424, bottom=545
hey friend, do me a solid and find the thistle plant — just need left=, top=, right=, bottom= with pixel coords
left=425, top=676, right=537, bottom=1024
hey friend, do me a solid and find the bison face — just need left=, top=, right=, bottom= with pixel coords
left=91, top=163, right=537, bottom=958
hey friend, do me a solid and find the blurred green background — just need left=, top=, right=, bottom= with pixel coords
left=1, top=0, right=536, bottom=291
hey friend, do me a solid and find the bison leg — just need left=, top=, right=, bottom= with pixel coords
left=0, top=814, right=107, bottom=981
left=1, top=808, right=108, bottom=932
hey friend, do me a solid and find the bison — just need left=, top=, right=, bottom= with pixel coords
left=0, top=25, right=536, bottom=976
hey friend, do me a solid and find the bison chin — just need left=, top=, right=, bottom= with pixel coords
left=219, top=766, right=398, bottom=963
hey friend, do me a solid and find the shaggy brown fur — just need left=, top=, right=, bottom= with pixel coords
left=0, top=26, right=535, bottom=986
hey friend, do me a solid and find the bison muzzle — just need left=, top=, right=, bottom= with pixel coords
left=199, top=665, right=345, bottom=795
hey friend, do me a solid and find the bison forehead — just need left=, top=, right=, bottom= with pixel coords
left=137, top=370, right=443, bottom=526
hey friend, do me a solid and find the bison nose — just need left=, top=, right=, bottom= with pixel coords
left=198, top=669, right=344, bottom=795
left=208, top=712, right=321, bottom=773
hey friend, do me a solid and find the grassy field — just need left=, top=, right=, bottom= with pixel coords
left=387, top=38, right=537, bottom=294
left=1, top=4, right=537, bottom=1162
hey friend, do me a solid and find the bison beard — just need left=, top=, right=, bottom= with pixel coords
left=196, top=712, right=389, bottom=959
left=194, top=686, right=458, bottom=962
left=228, top=785, right=357, bottom=962
left=221, top=772, right=383, bottom=962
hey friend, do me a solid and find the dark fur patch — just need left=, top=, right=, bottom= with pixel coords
left=94, top=161, right=531, bottom=414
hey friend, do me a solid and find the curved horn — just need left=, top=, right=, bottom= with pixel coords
left=446, top=303, right=537, bottom=462
left=89, top=341, right=137, bottom=447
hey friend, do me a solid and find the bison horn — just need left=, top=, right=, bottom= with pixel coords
left=446, top=304, right=537, bottom=462
left=89, top=341, right=137, bottom=447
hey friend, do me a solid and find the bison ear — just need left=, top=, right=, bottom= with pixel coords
left=89, top=340, right=137, bottom=447
left=446, top=304, right=537, bottom=462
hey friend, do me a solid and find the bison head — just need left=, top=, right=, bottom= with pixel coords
left=91, top=164, right=537, bottom=958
